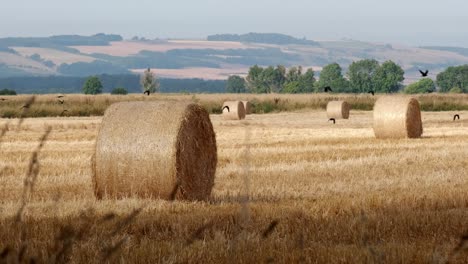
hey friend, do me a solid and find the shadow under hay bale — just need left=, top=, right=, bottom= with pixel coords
left=93, top=101, right=217, bottom=200
left=373, top=96, right=423, bottom=139
left=222, top=101, right=246, bottom=120
left=327, top=101, right=350, bottom=119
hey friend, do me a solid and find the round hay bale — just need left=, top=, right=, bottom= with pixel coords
left=327, top=101, right=350, bottom=119
left=373, top=96, right=423, bottom=139
left=242, top=101, right=252, bottom=115
left=222, top=101, right=245, bottom=120
left=93, top=101, right=217, bottom=200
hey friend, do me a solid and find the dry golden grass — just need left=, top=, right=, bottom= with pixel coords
left=1, top=108, right=468, bottom=263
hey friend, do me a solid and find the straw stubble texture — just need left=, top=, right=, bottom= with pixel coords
left=327, top=101, right=350, bottom=119
left=93, top=101, right=217, bottom=200
left=373, top=96, right=423, bottom=139
left=222, top=101, right=246, bottom=120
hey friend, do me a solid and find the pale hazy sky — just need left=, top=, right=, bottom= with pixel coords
left=1, top=0, right=468, bottom=47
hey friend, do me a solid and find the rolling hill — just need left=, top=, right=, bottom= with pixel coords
left=0, top=33, right=467, bottom=84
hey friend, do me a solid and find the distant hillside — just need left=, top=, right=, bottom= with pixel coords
left=0, top=33, right=122, bottom=49
left=207, top=33, right=319, bottom=46
left=422, top=46, right=468, bottom=57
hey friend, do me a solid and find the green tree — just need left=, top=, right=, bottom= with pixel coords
left=436, top=65, right=468, bottom=93
left=316, top=63, right=349, bottom=92
left=226, top=75, right=247, bottom=93
left=347, top=59, right=379, bottom=93
left=82, top=76, right=103, bottom=95
left=404, top=78, right=436, bottom=94
left=373, top=60, right=405, bottom=93
left=111, top=87, right=128, bottom=95
left=0, top=89, right=17, bottom=95
left=299, top=68, right=315, bottom=93
left=246, top=65, right=265, bottom=93
left=140, top=68, right=160, bottom=93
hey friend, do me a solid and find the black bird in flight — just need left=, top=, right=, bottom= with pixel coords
left=328, top=118, right=336, bottom=124
left=57, top=95, right=65, bottom=98
left=368, top=90, right=375, bottom=96
left=144, top=90, right=150, bottom=96
left=454, top=114, right=460, bottom=121
left=324, top=86, right=332, bottom=93
left=419, top=70, right=429, bottom=77
left=222, top=106, right=230, bottom=112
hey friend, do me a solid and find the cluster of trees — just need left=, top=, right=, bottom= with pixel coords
left=0, top=89, right=16, bottom=95
left=227, top=59, right=405, bottom=93
left=436, top=65, right=468, bottom=93
left=227, top=61, right=468, bottom=94
left=82, top=69, right=160, bottom=95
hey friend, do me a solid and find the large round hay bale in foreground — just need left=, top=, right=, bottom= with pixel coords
left=373, top=96, right=423, bottom=139
left=242, top=101, right=252, bottom=115
left=327, top=101, right=350, bottom=119
left=93, top=101, right=217, bottom=200
left=222, top=101, right=245, bottom=120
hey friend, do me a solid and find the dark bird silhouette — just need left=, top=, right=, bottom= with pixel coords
left=419, top=69, right=429, bottom=77
left=329, top=118, right=336, bottom=124
left=0, top=98, right=7, bottom=101
left=57, top=95, right=65, bottom=98
left=368, top=90, right=375, bottom=96
left=58, top=99, right=64, bottom=104
left=222, top=106, right=230, bottom=112
left=324, top=86, right=332, bottom=93
left=454, top=114, right=460, bottom=121
left=144, top=90, right=150, bottom=96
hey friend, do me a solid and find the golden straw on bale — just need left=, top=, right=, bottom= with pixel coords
left=222, top=101, right=245, bottom=120
left=327, top=101, right=350, bottom=119
left=93, top=101, right=217, bottom=200
left=242, top=101, right=252, bottom=115
left=373, top=96, right=423, bottom=139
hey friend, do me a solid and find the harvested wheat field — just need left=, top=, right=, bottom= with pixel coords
left=1, top=109, right=468, bottom=263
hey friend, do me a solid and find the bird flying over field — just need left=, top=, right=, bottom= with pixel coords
left=222, top=106, right=230, bottom=112
left=328, top=118, right=336, bottom=124
left=454, top=114, right=460, bottom=121
left=144, top=90, right=150, bottom=96
left=324, top=86, right=332, bottom=93
left=368, top=90, right=375, bottom=96
left=419, top=70, right=429, bottom=77
left=57, top=95, right=65, bottom=98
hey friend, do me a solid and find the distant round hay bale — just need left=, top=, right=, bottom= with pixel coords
left=93, top=101, right=217, bottom=200
left=327, top=101, right=350, bottom=119
left=373, top=96, right=423, bottom=139
left=222, top=101, right=246, bottom=120
left=242, top=101, right=252, bottom=115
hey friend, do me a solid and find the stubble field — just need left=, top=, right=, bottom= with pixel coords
left=1, top=103, right=468, bottom=263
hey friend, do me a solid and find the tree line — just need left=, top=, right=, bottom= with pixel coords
left=226, top=61, right=468, bottom=94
